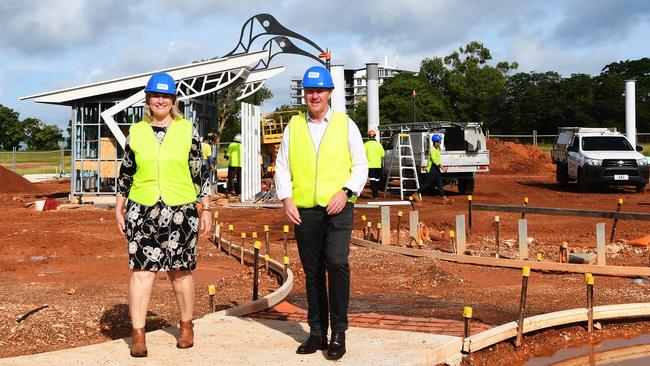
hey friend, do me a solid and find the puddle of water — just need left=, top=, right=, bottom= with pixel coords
left=524, top=333, right=650, bottom=366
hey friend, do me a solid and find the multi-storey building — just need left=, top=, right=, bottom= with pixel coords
left=290, top=63, right=415, bottom=111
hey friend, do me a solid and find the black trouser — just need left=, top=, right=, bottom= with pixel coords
left=295, top=203, right=353, bottom=336
left=227, top=166, right=241, bottom=194
left=368, top=168, right=382, bottom=198
left=417, top=165, right=445, bottom=196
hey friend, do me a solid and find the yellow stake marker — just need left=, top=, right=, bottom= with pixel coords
left=463, top=306, right=473, bottom=318
left=220, top=222, right=224, bottom=228
left=361, top=214, right=367, bottom=221
left=208, top=284, right=216, bottom=295
left=367, top=221, right=372, bottom=228
left=468, top=195, right=473, bottom=201
left=264, top=225, right=269, bottom=232
left=449, top=230, right=455, bottom=238
left=264, top=254, right=270, bottom=262
left=283, top=225, right=289, bottom=233
left=418, top=239, right=423, bottom=247
left=252, top=232, right=257, bottom=239
left=228, top=224, right=234, bottom=232
left=618, top=198, right=624, bottom=205
left=254, top=241, right=262, bottom=250
left=522, top=266, right=531, bottom=277
left=587, top=275, right=595, bottom=285
left=536, top=253, right=542, bottom=261
left=584, top=273, right=593, bottom=283
left=397, top=211, right=403, bottom=217
left=377, top=222, right=381, bottom=229
left=283, top=256, right=290, bottom=265
left=213, top=211, right=219, bottom=219
left=524, top=197, right=529, bottom=203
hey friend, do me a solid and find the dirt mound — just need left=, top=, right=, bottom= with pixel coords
left=487, top=138, right=554, bottom=175
left=0, top=165, right=39, bottom=193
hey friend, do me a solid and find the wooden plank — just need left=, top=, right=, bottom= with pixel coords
left=350, top=236, right=650, bottom=277
left=463, top=303, right=650, bottom=353
left=456, top=215, right=466, bottom=254
left=409, top=211, right=419, bottom=242
left=597, top=223, right=606, bottom=265
left=381, top=206, right=391, bottom=245
left=552, top=344, right=650, bottom=366
left=518, top=219, right=528, bottom=260
left=472, top=204, right=650, bottom=221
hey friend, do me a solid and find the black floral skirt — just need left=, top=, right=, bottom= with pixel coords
left=125, top=199, right=198, bottom=271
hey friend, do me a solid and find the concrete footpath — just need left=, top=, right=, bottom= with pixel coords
left=0, top=311, right=463, bottom=366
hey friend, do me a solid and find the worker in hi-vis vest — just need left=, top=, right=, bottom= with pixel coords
left=275, top=66, right=368, bottom=360
left=413, top=133, right=452, bottom=204
left=364, top=129, right=384, bottom=199
left=224, top=133, right=242, bottom=195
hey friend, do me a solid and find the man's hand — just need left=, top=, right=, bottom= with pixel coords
left=441, top=166, right=448, bottom=173
left=326, top=190, right=348, bottom=216
left=282, top=198, right=301, bottom=225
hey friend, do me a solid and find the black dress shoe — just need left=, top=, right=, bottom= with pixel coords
left=327, top=332, right=346, bottom=360
left=296, top=335, right=328, bottom=354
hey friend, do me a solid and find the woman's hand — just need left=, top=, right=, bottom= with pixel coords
left=115, top=209, right=126, bottom=236
left=200, top=210, right=212, bottom=236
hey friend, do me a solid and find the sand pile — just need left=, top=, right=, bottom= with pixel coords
left=487, top=139, right=554, bottom=175
left=0, top=165, right=40, bottom=193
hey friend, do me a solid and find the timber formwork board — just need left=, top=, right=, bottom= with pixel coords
left=462, top=303, right=650, bottom=353
left=471, top=204, right=650, bottom=221
left=214, top=236, right=293, bottom=317
left=350, top=237, right=650, bottom=277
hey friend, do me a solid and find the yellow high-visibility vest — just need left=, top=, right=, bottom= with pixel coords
left=426, top=146, right=441, bottom=173
left=364, top=139, right=384, bottom=169
left=128, top=119, right=196, bottom=206
left=226, top=142, right=241, bottom=167
left=289, top=112, right=352, bottom=208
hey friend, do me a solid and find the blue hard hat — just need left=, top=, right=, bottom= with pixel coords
left=144, top=72, right=177, bottom=95
left=302, top=66, right=334, bottom=89
left=431, top=134, right=443, bottom=142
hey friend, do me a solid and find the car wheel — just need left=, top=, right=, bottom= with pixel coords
left=636, top=184, right=646, bottom=193
left=577, top=168, right=590, bottom=193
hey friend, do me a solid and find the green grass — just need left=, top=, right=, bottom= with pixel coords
left=0, top=150, right=72, bottom=175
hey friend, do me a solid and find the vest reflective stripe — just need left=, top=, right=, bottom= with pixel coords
left=364, top=140, right=385, bottom=168
left=289, top=112, right=351, bottom=208
left=226, top=142, right=242, bottom=167
left=128, top=119, right=196, bottom=206
left=426, top=147, right=441, bottom=173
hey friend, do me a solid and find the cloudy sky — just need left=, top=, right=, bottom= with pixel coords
left=2, top=0, right=649, bottom=132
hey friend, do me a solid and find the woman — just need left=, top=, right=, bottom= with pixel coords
left=115, top=72, right=212, bottom=357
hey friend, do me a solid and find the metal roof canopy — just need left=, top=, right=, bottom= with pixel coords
left=21, top=50, right=285, bottom=148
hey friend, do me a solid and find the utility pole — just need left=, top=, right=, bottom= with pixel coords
left=412, top=90, right=416, bottom=123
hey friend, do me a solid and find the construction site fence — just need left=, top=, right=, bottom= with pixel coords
left=0, top=147, right=72, bottom=175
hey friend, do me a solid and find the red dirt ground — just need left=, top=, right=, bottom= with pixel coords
left=1, top=139, right=650, bottom=364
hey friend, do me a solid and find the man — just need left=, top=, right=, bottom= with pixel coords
left=413, top=133, right=452, bottom=204
left=275, top=66, right=368, bottom=360
left=364, top=129, right=385, bottom=199
left=201, top=136, right=215, bottom=183
left=224, top=133, right=242, bottom=195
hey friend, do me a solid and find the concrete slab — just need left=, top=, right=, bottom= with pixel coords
left=22, top=174, right=60, bottom=183
left=0, top=313, right=463, bottom=366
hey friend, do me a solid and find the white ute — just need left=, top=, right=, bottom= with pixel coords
left=551, top=127, right=649, bottom=192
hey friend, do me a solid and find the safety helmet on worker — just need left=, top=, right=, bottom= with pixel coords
left=302, top=66, right=334, bottom=89
left=431, top=134, right=443, bottom=142
left=234, top=133, right=242, bottom=142
left=145, top=72, right=177, bottom=95
left=368, top=129, right=377, bottom=136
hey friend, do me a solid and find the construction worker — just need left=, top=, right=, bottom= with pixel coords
left=413, top=133, right=451, bottom=204
left=115, top=72, right=212, bottom=357
left=275, top=65, right=368, bottom=360
left=201, top=136, right=215, bottom=183
left=224, top=133, right=242, bottom=195
left=364, top=129, right=384, bottom=199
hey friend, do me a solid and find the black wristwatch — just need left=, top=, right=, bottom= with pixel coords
left=342, top=187, right=355, bottom=198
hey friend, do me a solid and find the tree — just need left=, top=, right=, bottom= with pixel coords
left=212, top=85, right=273, bottom=144
left=0, top=105, right=23, bottom=149
left=379, top=73, right=452, bottom=125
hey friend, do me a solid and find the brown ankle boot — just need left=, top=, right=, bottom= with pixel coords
left=130, top=328, right=147, bottom=357
left=177, top=320, right=194, bottom=348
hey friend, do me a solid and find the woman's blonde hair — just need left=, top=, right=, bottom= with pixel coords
left=143, top=93, right=183, bottom=122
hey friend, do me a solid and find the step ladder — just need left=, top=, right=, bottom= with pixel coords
left=384, top=133, right=420, bottom=200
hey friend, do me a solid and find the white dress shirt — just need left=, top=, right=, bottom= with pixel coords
left=275, top=108, right=369, bottom=202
